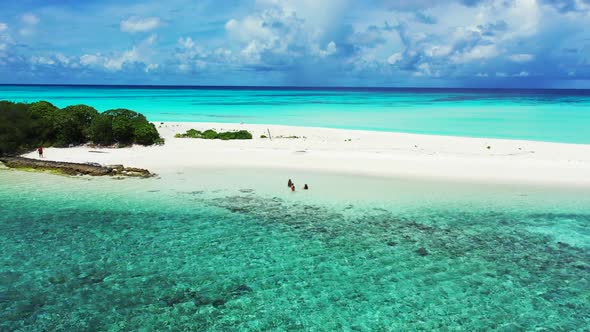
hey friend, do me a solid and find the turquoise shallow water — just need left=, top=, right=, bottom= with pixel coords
left=1, top=85, right=590, bottom=143
left=1, top=169, right=589, bottom=330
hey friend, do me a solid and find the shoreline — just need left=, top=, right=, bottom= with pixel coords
left=20, top=121, right=590, bottom=189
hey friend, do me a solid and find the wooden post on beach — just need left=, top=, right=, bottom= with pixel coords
left=267, top=128, right=272, bottom=140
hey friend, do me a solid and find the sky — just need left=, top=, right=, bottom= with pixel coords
left=0, top=0, right=590, bottom=88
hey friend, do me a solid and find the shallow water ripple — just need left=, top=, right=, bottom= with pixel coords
left=1, top=187, right=589, bottom=330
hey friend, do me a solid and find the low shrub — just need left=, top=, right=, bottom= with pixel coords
left=175, top=128, right=253, bottom=140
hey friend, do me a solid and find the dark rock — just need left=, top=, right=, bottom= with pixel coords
left=164, top=294, right=185, bottom=307
left=192, top=295, right=212, bottom=306
left=79, top=270, right=108, bottom=285
left=232, top=284, right=253, bottom=295
left=48, top=275, right=66, bottom=284
left=228, top=207, right=250, bottom=213
left=0, top=157, right=153, bottom=177
left=416, top=247, right=429, bottom=256
left=212, top=298, right=226, bottom=307
left=0, top=290, right=20, bottom=304
left=0, top=271, right=21, bottom=284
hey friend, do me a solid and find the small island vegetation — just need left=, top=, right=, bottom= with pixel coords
left=0, top=100, right=162, bottom=156
left=175, top=129, right=253, bottom=140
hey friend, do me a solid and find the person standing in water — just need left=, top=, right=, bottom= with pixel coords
left=304, top=184, right=309, bottom=190
left=37, top=146, right=44, bottom=158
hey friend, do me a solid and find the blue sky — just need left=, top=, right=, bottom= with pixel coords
left=0, top=0, right=589, bottom=87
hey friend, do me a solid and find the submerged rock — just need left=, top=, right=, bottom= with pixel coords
left=211, top=298, right=226, bottom=307
left=232, top=284, right=253, bottom=295
left=0, top=157, right=153, bottom=177
left=416, top=247, right=429, bottom=256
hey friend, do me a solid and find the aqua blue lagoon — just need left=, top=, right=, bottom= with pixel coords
left=1, top=85, right=590, bottom=143
left=1, top=168, right=590, bottom=330
left=1, top=86, right=590, bottom=330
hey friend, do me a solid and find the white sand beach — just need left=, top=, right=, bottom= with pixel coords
left=22, top=122, right=590, bottom=188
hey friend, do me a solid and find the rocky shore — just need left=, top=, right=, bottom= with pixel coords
left=0, top=157, right=153, bottom=177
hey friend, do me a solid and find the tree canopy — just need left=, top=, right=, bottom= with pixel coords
left=0, top=101, right=162, bottom=156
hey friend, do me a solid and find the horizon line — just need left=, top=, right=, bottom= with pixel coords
left=1, top=83, right=590, bottom=91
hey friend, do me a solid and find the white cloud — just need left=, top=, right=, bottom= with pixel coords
left=174, top=36, right=211, bottom=71
left=145, top=63, right=159, bottom=72
left=214, top=48, right=232, bottom=57
left=173, top=35, right=237, bottom=73
left=19, top=14, right=39, bottom=36
left=451, top=45, right=499, bottom=64
left=55, top=53, right=71, bottom=66
left=80, top=54, right=101, bottom=66
left=22, top=13, right=39, bottom=25
left=508, top=53, right=534, bottom=62
left=425, top=45, right=452, bottom=57
left=387, top=52, right=403, bottom=64
left=178, top=37, right=196, bottom=49
left=224, top=1, right=343, bottom=65
left=414, top=62, right=440, bottom=77
left=101, top=49, right=138, bottom=70
left=0, top=23, right=8, bottom=53
left=30, top=56, right=55, bottom=65
left=360, top=0, right=546, bottom=78
left=514, top=71, right=529, bottom=77
left=120, top=17, right=161, bottom=33
left=5, top=0, right=586, bottom=85
left=80, top=34, right=158, bottom=72
left=19, top=29, right=34, bottom=36
left=318, top=41, right=337, bottom=57
left=28, top=54, right=79, bottom=68
left=225, top=16, right=278, bottom=46
left=104, top=50, right=139, bottom=70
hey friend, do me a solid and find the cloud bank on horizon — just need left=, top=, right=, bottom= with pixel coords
left=0, top=0, right=589, bottom=87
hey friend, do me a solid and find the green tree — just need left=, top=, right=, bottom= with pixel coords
left=28, top=101, right=59, bottom=145
left=0, top=101, right=38, bottom=155
left=56, top=105, right=98, bottom=145
left=0, top=101, right=161, bottom=155
left=104, top=109, right=145, bottom=145
left=89, top=113, right=114, bottom=145
left=134, top=122, right=160, bottom=145
left=103, top=108, right=160, bottom=145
